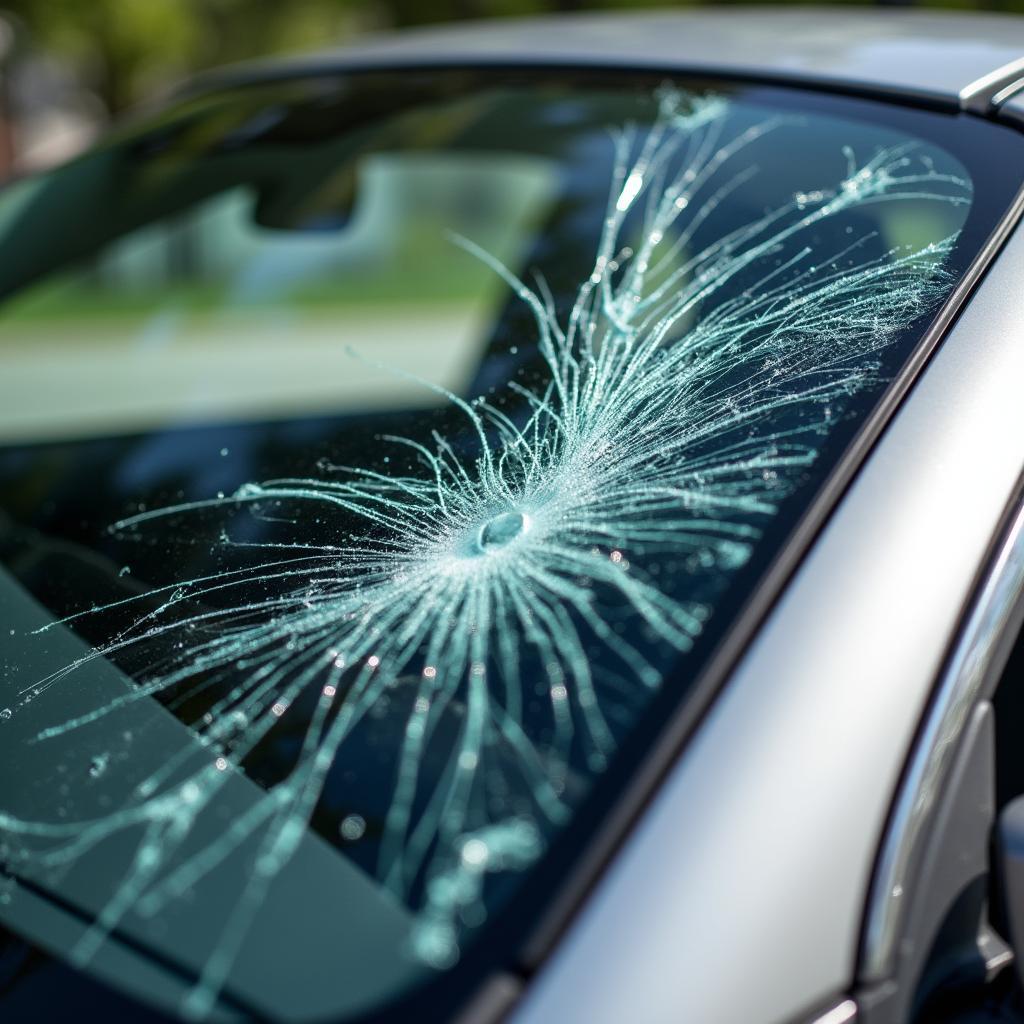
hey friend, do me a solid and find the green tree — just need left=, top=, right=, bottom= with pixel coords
left=2, top=0, right=371, bottom=113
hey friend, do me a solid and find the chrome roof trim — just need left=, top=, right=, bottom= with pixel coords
left=860, top=487, right=1024, bottom=981
left=992, top=78, right=1024, bottom=108
left=962, top=55, right=1024, bottom=113
left=992, top=87, right=1024, bottom=128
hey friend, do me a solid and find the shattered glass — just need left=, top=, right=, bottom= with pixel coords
left=0, top=71, right=1008, bottom=1019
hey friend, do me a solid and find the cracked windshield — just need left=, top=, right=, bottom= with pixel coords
left=0, top=71, right=979, bottom=1019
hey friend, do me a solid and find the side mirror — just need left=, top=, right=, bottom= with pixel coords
left=997, top=794, right=1024, bottom=986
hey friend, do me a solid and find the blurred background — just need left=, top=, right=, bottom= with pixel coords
left=0, top=0, right=1005, bottom=445
left=0, top=0, right=1017, bottom=178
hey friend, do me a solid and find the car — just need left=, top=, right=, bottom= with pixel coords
left=4, top=7, right=1024, bottom=1023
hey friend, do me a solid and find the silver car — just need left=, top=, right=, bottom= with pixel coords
left=3, top=9, right=1024, bottom=1024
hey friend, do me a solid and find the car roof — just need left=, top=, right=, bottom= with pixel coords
left=186, top=7, right=1024, bottom=114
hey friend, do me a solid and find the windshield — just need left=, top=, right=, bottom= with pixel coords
left=0, top=69, right=1019, bottom=1021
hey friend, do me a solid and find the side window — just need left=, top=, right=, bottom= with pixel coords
left=860, top=581, right=1024, bottom=1024
left=994, top=635, right=1024, bottom=814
